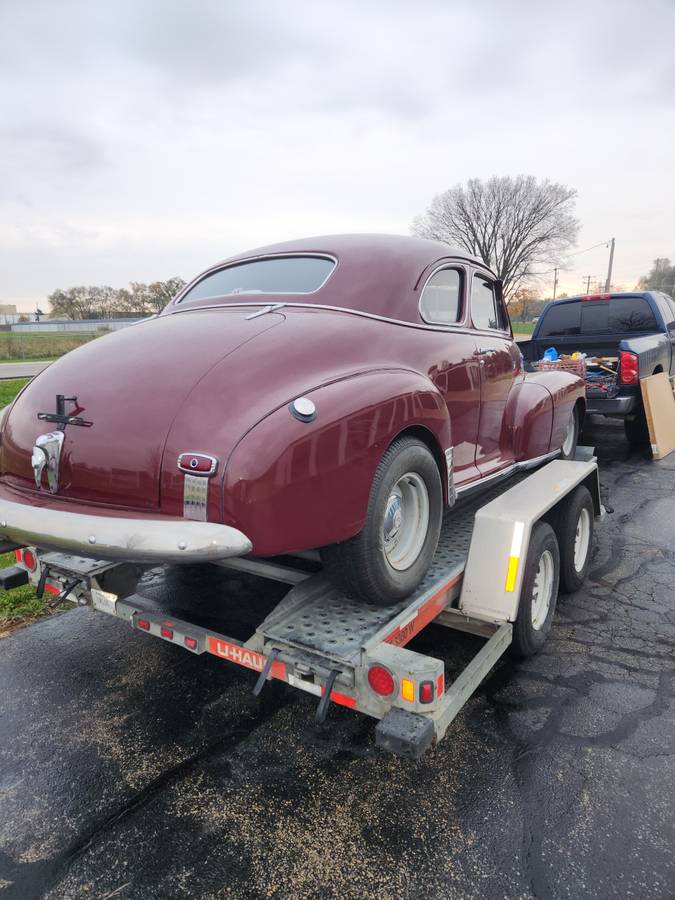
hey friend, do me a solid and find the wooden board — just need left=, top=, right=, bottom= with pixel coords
left=640, top=373, right=675, bottom=460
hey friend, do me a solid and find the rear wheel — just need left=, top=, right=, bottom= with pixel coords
left=624, top=409, right=650, bottom=444
left=558, top=485, right=594, bottom=593
left=320, top=437, right=443, bottom=606
left=511, top=521, right=560, bottom=657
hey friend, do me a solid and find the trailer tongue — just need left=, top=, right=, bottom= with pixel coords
left=3, top=455, right=601, bottom=759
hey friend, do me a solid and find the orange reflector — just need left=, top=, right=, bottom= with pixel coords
left=401, top=678, right=415, bottom=702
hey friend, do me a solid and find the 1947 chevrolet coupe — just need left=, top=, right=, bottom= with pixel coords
left=0, top=235, right=584, bottom=605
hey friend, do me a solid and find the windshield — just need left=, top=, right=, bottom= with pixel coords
left=180, top=255, right=335, bottom=302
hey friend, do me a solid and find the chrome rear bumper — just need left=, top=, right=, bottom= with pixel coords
left=0, top=498, right=252, bottom=564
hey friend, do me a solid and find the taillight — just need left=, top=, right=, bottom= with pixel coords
left=160, top=626, right=174, bottom=640
left=419, top=681, right=434, bottom=704
left=619, top=351, right=639, bottom=385
left=22, top=549, right=37, bottom=571
left=137, top=618, right=150, bottom=631
left=581, top=294, right=611, bottom=301
left=184, top=636, right=198, bottom=651
left=367, top=665, right=395, bottom=696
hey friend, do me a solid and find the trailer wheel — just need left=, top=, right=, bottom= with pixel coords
left=511, top=521, right=560, bottom=657
left=558, top=485, right=594, bottom=593
left=320, top=436, right=443, bottom=606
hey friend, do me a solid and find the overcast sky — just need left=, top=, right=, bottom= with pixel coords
left=1, top=0, right=674, bottom=310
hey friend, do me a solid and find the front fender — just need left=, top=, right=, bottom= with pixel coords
left=222, top=370, right=451, bottom=556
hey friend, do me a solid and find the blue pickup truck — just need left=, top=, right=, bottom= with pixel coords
left=520, top=291, right=675, bottom=442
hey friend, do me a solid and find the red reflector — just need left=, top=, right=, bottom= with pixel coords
left=15, top=549, right=22, bottom=563
left=22, top=549, right=37, bottom=571
left=184, top=636, right=198, bottom=650
left=619, top=351, right=639, bottom=385
left=419, top=680, right=434, bottom=704
left=137, top=618, right=150, bottom=631
left=367, top=665, right=395, bottom=696
left=161, top=626, right=174, bottom=639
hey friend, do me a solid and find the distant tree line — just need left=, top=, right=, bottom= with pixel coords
left=638, top=258, right=675, bottom=296
left=47, top=277, right=186, bottom=319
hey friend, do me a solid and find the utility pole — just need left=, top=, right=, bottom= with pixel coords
left=553, top=268, right=559, bottom=300
left=583, top=275, right=593, bottom=295
left=604, top=237, right=615, bottom=293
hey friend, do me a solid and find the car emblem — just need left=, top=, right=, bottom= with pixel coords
left=33, top=395, right=92, bottom=493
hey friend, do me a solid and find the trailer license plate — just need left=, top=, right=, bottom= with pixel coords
left=91, top=588, right=118, bottom=616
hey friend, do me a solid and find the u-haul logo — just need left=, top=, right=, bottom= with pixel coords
left=207, top=638, right=265, bottom=671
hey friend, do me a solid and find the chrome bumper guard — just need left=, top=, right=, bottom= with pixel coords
left=0, top=498, right=252, bottom=564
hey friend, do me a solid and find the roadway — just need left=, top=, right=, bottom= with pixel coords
left=0, top=419, right=672, bottom=899
left=0, top=361, right=51, bottom=380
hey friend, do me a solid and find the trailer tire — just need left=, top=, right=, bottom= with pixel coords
left=511, top=521, right=560, bottom=658
left=558, top=485, right=594, bottom=593
left=320, top=437, right=443, bottom=606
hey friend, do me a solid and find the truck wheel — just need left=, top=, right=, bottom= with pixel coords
left=560, top=406, right=579, bottom=459
left=624, top=411, right=649, bottom=444
left=320, top=437, right=443, bottom=606
left=558, top=485, right=594, bottom=593
left=511, top=521, right=560, bottom=657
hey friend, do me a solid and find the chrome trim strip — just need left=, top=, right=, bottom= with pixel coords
left=183, top=474, right=209, bottom=522
left=444, top=446, right=456, bottom=506
left=174, top=253, right=338, bottom=305
left=0, top=499, right=252, bottom=563
left=455, top=450, right=561, bottom=497
left=168, top=300, right=480, bottom=335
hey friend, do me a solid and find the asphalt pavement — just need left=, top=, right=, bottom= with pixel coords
left=0, top=419, right=673, bottom=899
left=0, top=361, right=50, bottom=380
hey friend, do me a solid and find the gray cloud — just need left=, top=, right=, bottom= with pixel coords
left=0, top=0, right=673, bottom=307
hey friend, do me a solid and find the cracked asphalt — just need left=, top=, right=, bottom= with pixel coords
left=0, top=418, right=673, bottom=899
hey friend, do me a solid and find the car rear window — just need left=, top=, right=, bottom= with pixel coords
left=538, top=297, right=658, bottom=336
left=181, top=255, right=335, bottom=302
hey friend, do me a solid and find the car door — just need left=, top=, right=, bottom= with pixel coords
left=470, top=272, right=519, bottom=475
left=418, top=264, right=481, bottom=484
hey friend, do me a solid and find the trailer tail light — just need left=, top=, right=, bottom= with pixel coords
left=619, top=351, right=639, bottom=385
left=161, top=626, right=174, bottom=640
left=419, top=681, right=434, bottom=704
left=367, top=665, right=395, bottom=696
left=137, top=618, right=150, bottom=631
left=184, top=636, right=198, bottom=651
left=22, top=549, right=37, bottom=571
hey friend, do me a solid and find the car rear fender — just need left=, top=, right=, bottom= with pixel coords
left=222, top=369, right=451, bottom=556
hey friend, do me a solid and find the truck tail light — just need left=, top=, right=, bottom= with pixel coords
left=367, top=665, right=395, bottom=696
left=619, top=351, right=639, bottom=385
left=581, top=294, right=611, bottom=301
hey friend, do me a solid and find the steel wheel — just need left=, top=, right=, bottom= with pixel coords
left=382, top=472, right=430, bottom=571
left=573, top=507, right=591, bottom=572
left=561, top=411, right=577, bottom=458
left=531, top=549, right=555, bottom=631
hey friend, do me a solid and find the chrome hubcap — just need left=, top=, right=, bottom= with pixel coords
left=562, top=413, right=576, bottom=457
left=383, top=472, right=429, bottom=571
left=531, top=549, right=554, bottom=630
left=574, top=508, right=591, bottom=572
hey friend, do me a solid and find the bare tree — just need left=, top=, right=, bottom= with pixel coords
left=412, top=176, right=579, bottom=301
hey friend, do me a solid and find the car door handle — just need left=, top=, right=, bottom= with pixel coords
left=475, top=348, right=494, bottom=355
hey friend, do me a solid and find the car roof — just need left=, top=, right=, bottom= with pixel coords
left=547, top=291, right=651, bottom=304
left=177, top=234, right=489, bottom=323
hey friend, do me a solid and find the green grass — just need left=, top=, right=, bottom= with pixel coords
left=511, top=321, right=535, bottom=335
left=0, top=550, right=49, bottom=631
left=0, top=331, right=99, bottom=362
left=0, top=378, right=30, bottom=407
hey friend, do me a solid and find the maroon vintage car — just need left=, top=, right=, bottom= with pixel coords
left=0, top=235, right=584, bottom=605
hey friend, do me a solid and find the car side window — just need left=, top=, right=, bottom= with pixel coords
left=419, top=268, right=462, bottom=325
left=471, top=275, right=504, bottom=331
